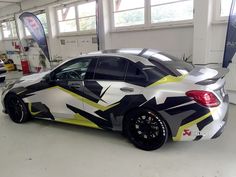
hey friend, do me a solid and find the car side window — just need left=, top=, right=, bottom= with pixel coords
left=54, top=58, right=92, bottom=81
left=94, top=57, right=128, bottom=81
left=125, top=62, right=147, bottom=85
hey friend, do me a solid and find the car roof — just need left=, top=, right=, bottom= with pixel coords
left=87, top=48, right=164, bottom=65
left=64, top=48, right=179, bottom=70
left=90, top=48, right=160, bottom=59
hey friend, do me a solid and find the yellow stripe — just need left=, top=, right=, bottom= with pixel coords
left=28, top=102, right=41, bottom=116
left=148, top=75, right=186, bottom=87
left=172, top=112, right=212, bottom=141
left=56, top=113, right=101, bottom=129
left=50, top=86, right=119, bottom=111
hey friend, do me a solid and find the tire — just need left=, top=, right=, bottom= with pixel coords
left=124, top=109, right=168, bottom=151
left=5, top=94, right=30, bottom=123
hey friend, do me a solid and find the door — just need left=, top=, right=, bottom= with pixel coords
left=44, top=57, right=94, bottom=119
left=83, top=56, right=146, bottom=130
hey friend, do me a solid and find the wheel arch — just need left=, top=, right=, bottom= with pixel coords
left=122, top=106, right=172, bottom=138
left=4, top=91, right=31, bottom=123
left=4, top=91, right=17, bottom=113
left=4, top=91, right=29, bottom=113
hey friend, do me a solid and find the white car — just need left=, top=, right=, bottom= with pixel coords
left=1, top=49, right=229, bottom=150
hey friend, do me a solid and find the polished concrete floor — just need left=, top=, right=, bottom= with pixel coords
left=0, top=71, right=235, bottom=177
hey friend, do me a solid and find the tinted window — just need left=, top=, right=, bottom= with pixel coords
left=94, top=57, right=127, bottom=81
left=125, top=62, right=147, bottom=84
left=149, top=52, right=194, bottom=76
left=54, top=58, right=92, bottom=80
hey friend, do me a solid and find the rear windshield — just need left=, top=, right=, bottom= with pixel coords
left=148, top=52, right=194, bottom=77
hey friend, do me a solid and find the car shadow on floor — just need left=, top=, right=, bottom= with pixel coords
left=1, top=113, right=220, bottom=153
left=2, top=111, right=189, bottom=152
left=31, top=118, right=133, bottom=146
left=30, top=118, right=190, bottom=152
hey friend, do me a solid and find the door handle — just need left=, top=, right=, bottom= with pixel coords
left=71, top=85, right=80, bottom=89
left=120, top=87, right=134, bottom=93
left=68, top=82, right=81, bottom=89
left=71, top=85, right=80, bottom=88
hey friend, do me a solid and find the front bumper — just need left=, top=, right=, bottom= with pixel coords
left=1, top=91, right=7, bottom=114
left=1, top=84, right=12, bottom=114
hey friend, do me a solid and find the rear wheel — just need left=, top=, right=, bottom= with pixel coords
left=124, top=109, right=168, bottom=151
left=5, top=94, right=30, bottom=123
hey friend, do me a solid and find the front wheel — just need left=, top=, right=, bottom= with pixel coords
left=124, top=109, right=168, bottom=151
left=5, top=94, right=30, bottom=123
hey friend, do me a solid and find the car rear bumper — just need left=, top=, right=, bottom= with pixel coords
left=211, top=97, right=229, bottom=139
left=172, top=94, right=229, bottom=141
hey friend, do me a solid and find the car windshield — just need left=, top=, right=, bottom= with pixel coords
left=148, top=52, right=194, bottom=76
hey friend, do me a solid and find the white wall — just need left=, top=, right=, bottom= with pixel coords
left=56, top=36, right=98, bottom=59
left=0, top=0, right=98, bottom=71
left=109, top=26, right=193, bottom=59
left=210, top=24, right=227, bottom=64
left=0, top=0, right=229, bottom=70
left=2, top=0, right=236, bottom=102
left=0, top=4, right=20, bottom=17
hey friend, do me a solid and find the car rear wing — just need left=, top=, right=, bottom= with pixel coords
left=196, top=68, right=229, bottom=86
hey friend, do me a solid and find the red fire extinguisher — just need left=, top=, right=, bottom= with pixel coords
left=21, top=59, right=30, bottom=75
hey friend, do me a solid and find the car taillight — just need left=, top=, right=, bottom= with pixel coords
left=186, top=90, right=220, bottom=107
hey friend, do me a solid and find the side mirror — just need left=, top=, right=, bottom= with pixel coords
left=42, top=74, right=52, bottom=83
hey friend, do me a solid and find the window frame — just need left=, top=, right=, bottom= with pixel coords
left=51, top=57, right=96, bottom=81
left=111, top=0, right=194, bottom=32
left=111, top=0, right=146, bottom=29
left=125, top=60, right=148, bottom=84
left=150, top=0, right=194, bottom=25
left=1, top=19, right=18, bottom=40
left=93, top=56, right=129, bottom=81
left=77, top=1, right=97, bottom=32
left=55, top=4, right=78, bottom=35
left=55, top=0, right=97, bottom=36
left=52, top=56, right=149, bottom=83
left=214, top=0, right=231, bottom=23
left=111, top=0, right=146, bottom=30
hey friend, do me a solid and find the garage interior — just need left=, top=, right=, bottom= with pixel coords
left=0, top=0, right=236, bottom=177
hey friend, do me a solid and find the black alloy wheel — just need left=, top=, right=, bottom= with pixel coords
left=5, top=94, right=30, bottom=123
left=124, top=109, right=168, bottom=151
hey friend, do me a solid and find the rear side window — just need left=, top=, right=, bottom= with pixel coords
left=94, top=57, right=128, bottom=81
left=125, top=62, right=147, bottom=85
left=149, top=52, right=194, bottom=76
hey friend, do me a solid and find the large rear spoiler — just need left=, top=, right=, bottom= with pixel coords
left=196, top=68, right=229, bottom=85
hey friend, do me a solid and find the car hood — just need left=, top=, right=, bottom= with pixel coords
left=20, top=71, right=50, bottom=81
left=16, top=71, right=51, bottom=87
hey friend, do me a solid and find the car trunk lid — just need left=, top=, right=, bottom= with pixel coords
left=187, top=66, right=229, bottom=101
left=194, top=67, right=229, bottom=86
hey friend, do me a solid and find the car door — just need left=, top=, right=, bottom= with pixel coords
left=41, top=57, right=95, bottom=119
left=82, top=56, right=146, bottom=130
